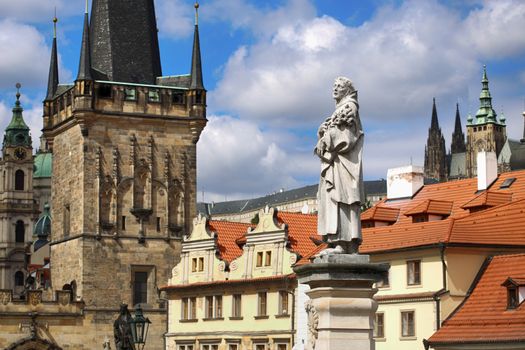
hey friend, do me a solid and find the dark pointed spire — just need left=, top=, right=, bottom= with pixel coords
left=46, top=14, right=59, bottom=100
left=77, top=0, right=93, bottom=81
left=190, top=2, right=204, bottom=90
left=90, top=0, right=162, bottom=83
left=451, top=103, right=466, bottom=154
left=430, top=97, right=439, bottom=130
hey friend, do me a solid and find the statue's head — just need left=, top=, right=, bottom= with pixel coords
left=119, top=303, right=128, bottom=315
left=332, top=76, right=355, bottom=101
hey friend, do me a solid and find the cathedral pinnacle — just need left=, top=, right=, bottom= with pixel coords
left=76, top=2, right=93, bottom=80
left=46, top=14, right=59, bottom=100
left=475, top=65, right=498, bottom=124
left=190, top=1, right=204, bottom=90
left=430, top=97, right=439, bottom=130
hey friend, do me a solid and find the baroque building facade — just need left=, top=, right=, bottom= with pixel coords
left=0, top=1, right=206, bottom=349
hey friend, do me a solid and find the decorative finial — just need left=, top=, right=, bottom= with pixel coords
left=85, top=0, right=89, bottom=14
left=194, top=1, right=199, bottom=25
left=15, top=83, right=21, bottom=106
left=53, top=8, right=58, bottom=38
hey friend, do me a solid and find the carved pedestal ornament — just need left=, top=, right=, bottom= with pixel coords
left=305, top=300, right=319, bottom=350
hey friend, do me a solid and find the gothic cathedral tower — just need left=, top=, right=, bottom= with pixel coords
left=0, top=86, right=38, bottom=296
left=424, top=98, right=448, bottom=181
left=466, top=66, right=506, bottom=177
left=42, top=1, right=206, bottom=347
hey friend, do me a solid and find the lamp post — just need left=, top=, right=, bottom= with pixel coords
left=114, top=304, right=152, bottom=350
left=130, top=306, right=151, bottom=350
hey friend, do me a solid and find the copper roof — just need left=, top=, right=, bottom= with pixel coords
left=428, top=254, right=525, bottom=345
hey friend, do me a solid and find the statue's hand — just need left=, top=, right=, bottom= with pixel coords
left=314, top=139, right=326, bottom=157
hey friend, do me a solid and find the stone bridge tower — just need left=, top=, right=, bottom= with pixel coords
left=42, top=1, right=206, bottom=347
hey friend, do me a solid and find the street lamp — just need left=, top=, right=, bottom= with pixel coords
left=114, top=304, right=152, bottom=350
left=129, top=306, right=151, bottom=350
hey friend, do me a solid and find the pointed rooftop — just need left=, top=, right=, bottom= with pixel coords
left=89, top=0, right=162, bottom=84
left=46, top=15, right=59, bottom=100
left=190, top=2, right=204, bottom=90
left=77, top=1, right=93, bottom=81
left=451, top=103, right=466, bottom=154
left=474, top=65, right=500, bottom=125
left=431, top=97, right=440, bottom=130
left=3, top=84, right=32, bottom=148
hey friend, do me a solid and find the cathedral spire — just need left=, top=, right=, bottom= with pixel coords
left=190, top=2, right=204, bottom=90
left=77, top=1, right=93, bottom=81
left=46, top=14, right=59, bottom=101
left=430, top=97, right=440, bottom=130
left=451, top=103, right=466, bottom=154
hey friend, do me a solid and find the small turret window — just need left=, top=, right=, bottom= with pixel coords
left=172, top=92, right=185, bottom=104
left=15, top=170, right=24, bottom=190
left=195, top=91, right=203, bottom=104
left=15, top=220, right=25, bottom=243
left=97, top=84, right=112, bottom=98
left=124, top=88, right=137, bottom=101
left=148, top=89, right=160, bottom=103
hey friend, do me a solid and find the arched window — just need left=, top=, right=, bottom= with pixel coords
left=15, top=169, right=25, bottom=190
left=15, top=220, right=25, bottom=243
left=14, top=271, right=24, bottom=286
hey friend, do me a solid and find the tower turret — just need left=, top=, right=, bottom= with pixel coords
left=451, top=103, right=466, bottom=154
left=45, top=15, right=59, bottom=101
left=424, top=98, right=448, bottom=181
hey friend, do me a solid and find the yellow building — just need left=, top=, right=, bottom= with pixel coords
left=361, top=166, right=525, bottom=350
left=162, top=207, right=319, bottom=350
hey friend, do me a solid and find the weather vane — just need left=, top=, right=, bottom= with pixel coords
left=195, top=1, right=199, bottom=25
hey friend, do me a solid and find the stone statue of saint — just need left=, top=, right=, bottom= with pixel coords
left=314, top=76, right=364, bottom=254
left=114, top=304, right=136, bottom=350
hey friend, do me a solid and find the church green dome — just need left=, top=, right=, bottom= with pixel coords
left=34, top=152, right=52, bottom=178
left=33, top=203, right=51, bottom=251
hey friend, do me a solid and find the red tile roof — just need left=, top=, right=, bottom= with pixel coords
left=404, top=199, right=453, bottom=216
left=277, top=212, right=320, bottom=258
left=461, top=190, right=512, bottom=209
left=208, top=220, right=251, bottom=263
left=361, top=205, right=400, bottom=222
left=428, top=254, right=525, bottom=345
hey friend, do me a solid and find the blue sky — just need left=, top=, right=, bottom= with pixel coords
left=0, top=0, right=525, bottom=201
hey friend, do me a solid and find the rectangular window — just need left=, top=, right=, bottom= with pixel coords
left=232, top=294, right=242, bottom=317
left=374, top=313, right=385, bottom=338
left=205, top=296, right=214, bottom=318
left=148, top=89, right=160, bottom=102
left=178, top=345, right=194, bottom=350
left=255, top=345, right=265, bottom=350
left=215, top=295, right=223, bottom=318
left=201, top=345, right=219, bottom=350
left=156, top=217, right=161, bottom=232
left=277, top=345, right=287, bottom=350
left=508, top=287, right=519, bottom=309
left=407, top=260, right=421, bottom=285
left=121, top=216, right=126, bottom=231
left=63, top=204, right=71, bottom=237
left=182, top=297, right=197, bottom=320
left=279, top=291, right=289, bottom=315
left=256, top=252, right=263, bottom=267
left=191, top=258, right=197, bottom=273
left=124, top=87, right=137, bottom=101
left=198, top=257, right=204, bottom=272
left=258, top=292, right=267, bottom=316
left=401, top=311, right=415, bottom=337
left=133, top=271, right=148, bottom=306
left=265, top=251, right=272, bottom=266
left=228, top=345, right=238, bottom=350
left=172, top=92, right=185, bottom=104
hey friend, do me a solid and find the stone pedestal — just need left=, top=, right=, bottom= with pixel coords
left=294, top=254, right=389, bottom=350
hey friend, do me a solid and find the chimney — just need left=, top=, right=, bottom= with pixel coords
left=477, top=151, right=498, bottom=191
left=387, top=165, right=424, bottom=199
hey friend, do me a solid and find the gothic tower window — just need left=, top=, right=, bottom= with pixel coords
left=15, top=169, right=24, bottom=190
left=15, top=220, right=25, bottom=243
left=63, top=204, right=71, bottom=237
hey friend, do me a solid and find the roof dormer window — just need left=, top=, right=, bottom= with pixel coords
left=502, top=277, right=525, bottom=310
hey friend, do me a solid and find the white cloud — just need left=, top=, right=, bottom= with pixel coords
left=0, top=20, right=51, bottom=89
left=156, top=0, right=194, bottom=40
left=197, top=115, right=318, bottom=201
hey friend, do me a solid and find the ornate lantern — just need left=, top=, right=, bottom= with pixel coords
left=129, top=306, right=151, bottom=349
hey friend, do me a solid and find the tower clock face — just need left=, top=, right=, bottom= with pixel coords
left=14, top=147, right=27, bottom=160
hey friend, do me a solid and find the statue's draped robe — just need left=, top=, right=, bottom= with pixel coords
left=317, top=93, right=364, bottom=241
